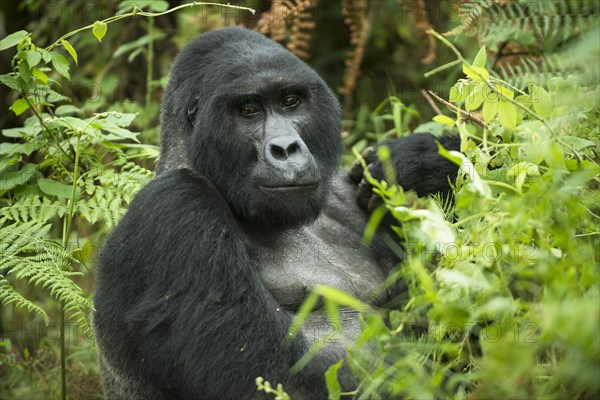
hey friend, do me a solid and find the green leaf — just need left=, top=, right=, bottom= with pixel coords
left=46, top=89, right=70, bottom=103
left=449, top=81, right=474, bottom=103
left=508, top=162, right=540, bottom=191
left=113, top=31, right=167, bottom=59
left=561, top=135, right=597, bottom=151
left=433, top=115, right=455, bottom=127
left=47, top=116, right=89, bottom=132
left=436, top=140, right=463, bottom=166
left=61, top=39, right=78, bottom=66
left=95, top=125, right=140, bottom=142
left=127, top=47, right=145, bottom=63
left=55, top=105, right=82, bottom=116
left=0, top=141, right=37, bottom=156
left=41, top=49, right=52, bottom=63
left=515, top=94, right=533, bottom=107
left=0, top=164, right=36, bottom=191
left=51, top=52, right=70, bottom=80
left=482, top=89, right=499, bottom=123
left=18, top=59, right=32, bottom=85
left=38, top=178, right=78, bottom=199
left=498, top=100, right=517, bottom=131
left=26, top=50, right=42, bottom=67
left=288, top=292, right=319, bottom=340
left=544, top=141, right=566, bottom=169
left=0, top=73, right=22, bottom=90
left=313, top=285, right=369, bottom=312
left=103, top=112, right=137, bottom=127
left=118, top=0, right=168, bottom=13
left=0, top=30, right=29, bottom=51
left=2, top=126, right=38, bottom=138
left=476, top=298, right=517, bottom=320
left=147, top=0, right=168, bottom=12
left=363, top=205, right=387, bottom=246
left=472, top=45, right=487, bottom=68
left=531, top=86, right=553, bottom=118
left=495, top=84, right=514, bottom=99
left=92, top=21, right=108, bottom=43
left=32, top=68, right=48, bottom=84
left=10, top=98, right=30, bottom=116
left=465, top=83, right=485, bottom=111
left=325, top=360, right=343, bottom=400
left=448, top=86, right=460, bottom=102
left=463, top=64, right=489, bottom=82
left=569, top=161, right=600, bottom=184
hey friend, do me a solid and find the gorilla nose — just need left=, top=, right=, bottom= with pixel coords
left=262, top=135, right=319, bottom=187
left=265, top=136, right=307, bottom=164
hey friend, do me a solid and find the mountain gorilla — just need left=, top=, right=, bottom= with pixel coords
left=93, top=27, right=460, bottom=399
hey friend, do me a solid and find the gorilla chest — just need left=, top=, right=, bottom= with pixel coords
left=246, top=221, right=388, bottom=311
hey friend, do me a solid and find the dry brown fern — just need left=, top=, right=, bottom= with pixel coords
left=339, top=0, right=371, bottom=111
left=287, top=3, right=318, bottom=59
left=254, top=0, right=319, bottom=59
left=396, top=0, right=437, bottom=64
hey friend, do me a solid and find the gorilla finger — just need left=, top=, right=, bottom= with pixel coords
left=348, top=147, right=376, bottom=184
left=348, top=159, right=365, bottom=184
left=367, top=194, right=384, bottom=214
left=357, top=179, right=373, bottom=210
left=361, top=146, right=375, bottom=160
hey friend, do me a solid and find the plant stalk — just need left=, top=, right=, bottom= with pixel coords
left=59, top=130, right=82, bottom=400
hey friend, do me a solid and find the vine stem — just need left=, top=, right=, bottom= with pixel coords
left=45, top=2, right=255, bottom=51
left=424, top=59, right=461, bottom=78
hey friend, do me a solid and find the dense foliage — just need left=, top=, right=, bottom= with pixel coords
left=0, top=1, right=598, bottom=399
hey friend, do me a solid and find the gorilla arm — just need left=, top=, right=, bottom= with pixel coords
left=93, top=169, right=322, bottom=399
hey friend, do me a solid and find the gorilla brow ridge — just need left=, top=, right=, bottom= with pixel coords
left=217, top=79, right=314, bottom=96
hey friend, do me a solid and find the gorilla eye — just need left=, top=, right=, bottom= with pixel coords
left=282, top=95, right=300, bottom=108
left=240, top=104, right=260, bottom=117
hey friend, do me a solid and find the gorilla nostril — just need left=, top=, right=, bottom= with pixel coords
left=287, top=142, right=300, bottom=156
left=270, top=144, right=287, bottom=160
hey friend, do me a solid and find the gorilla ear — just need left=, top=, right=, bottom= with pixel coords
left=187, top=96, right=199, bottom=127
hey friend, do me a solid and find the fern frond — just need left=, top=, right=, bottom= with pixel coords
left=254, top=0, right=319, bottom=59
left=79, top=186, right=123, bottom=227
left=448, top=0, right=599, bottom=40
left=445, top=0, right=493, bottom=37
left=0, top=275, right=49, bottom=324
left=495, top=55, right=567, bottom=88
left=396, top=0, right=436, bottom=64
left=287, top=3, right=318, bottom=60
left=0, top=195, right=67, bottom=223
left=78, top=162, right=153, bottom=227
left=432, top=192, right=455, bottom=222
left=339, top=0, right=370, bottom=111
left=0, top=221, right=94, bottom=340
left=447, top=0, right=599, bottom=89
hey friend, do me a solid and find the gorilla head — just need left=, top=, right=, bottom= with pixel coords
left=159, top=28, right=342, bottom=228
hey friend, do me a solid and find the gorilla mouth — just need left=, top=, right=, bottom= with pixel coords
left=258, top=182, right=320, bottom=195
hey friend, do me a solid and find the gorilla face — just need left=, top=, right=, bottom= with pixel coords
left=160, top=28, right=342, bottom=228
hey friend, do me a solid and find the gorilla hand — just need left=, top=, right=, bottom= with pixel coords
left=348, top=133, right=461, bottom=213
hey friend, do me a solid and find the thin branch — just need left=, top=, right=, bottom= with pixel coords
left=427, top=90, right=486, bottom=127
left=421, top=89, right=443, bottom=115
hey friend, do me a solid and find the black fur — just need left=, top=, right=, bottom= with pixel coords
left=350, top=134, right=461, bottom=213
left=93, top=27, right=460, bottom=400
